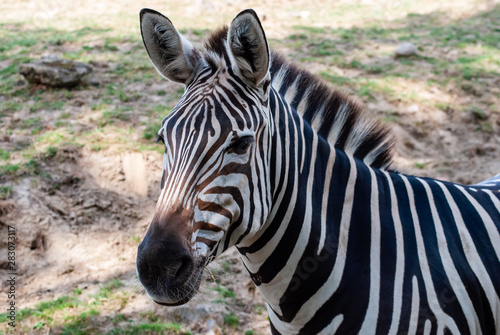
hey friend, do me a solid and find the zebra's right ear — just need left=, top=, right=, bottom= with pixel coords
left=140, top=9, right=201, bottom=85
left=227, top=9, right=270, bottom=88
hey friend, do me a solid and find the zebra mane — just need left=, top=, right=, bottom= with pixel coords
left=204, top=28, right=394, bottom=169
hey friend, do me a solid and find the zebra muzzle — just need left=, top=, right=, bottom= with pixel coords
left=136, top=217, right=203, bottom=305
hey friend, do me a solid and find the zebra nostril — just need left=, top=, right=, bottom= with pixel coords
left=171, top=254, right=194, bottom=286
left=136, top=259, right=156, bottom=287
left=137, top=245, right=194, bottom=289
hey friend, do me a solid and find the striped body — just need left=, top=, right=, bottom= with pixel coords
left=136, top=9, right=500, bottom=334
left=240, top=72, right=500, bottom=334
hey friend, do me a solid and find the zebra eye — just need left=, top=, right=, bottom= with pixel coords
left=227, top=136, right=254, bottom=154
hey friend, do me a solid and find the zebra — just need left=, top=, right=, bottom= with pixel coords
left=135, top=8, right=500, bottom=335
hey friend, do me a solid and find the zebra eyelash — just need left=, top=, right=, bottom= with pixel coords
left=156, top=135, right=165, bottom=144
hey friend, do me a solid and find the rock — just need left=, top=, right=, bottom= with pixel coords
left=19, top=56, right=92, bottom=87
left=407, top=104, right=419, bottom=113
left=205, top=318, right=222, bottom=335
left=287, top=11, right=311, bottom=19
left=172, top=304, right=211, bottom=323
left=461, top=83, right=482, bottom=96
left=47, top=200, right=68, bottom=216
left=82, top=198, right=96, bottom=209
left=395, top=42, right=418, bottom=57
left=87, top=77, right=101, bottom=87
left=96, top=199, right=112, bottom=210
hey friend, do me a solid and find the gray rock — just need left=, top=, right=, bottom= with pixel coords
left=82, top=198, right=96, bottom=209
left=407, top=104, right=419, bottom=113
left=171, top=304, right=211, bottom=323
left=19, top=56, right=92, bottom=87
left=96, top=199, right=112, bottom=210
left=395, top=42, right=418, bottom=57
left=205, top=318, right=222, bottom=335
left=287, top=11, right=311, bottom=19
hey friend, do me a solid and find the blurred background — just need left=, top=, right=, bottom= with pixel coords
left=1, top=0, right=499, bottom=334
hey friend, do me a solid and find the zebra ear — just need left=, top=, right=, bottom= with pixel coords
left=140, top=8, right=201, bottom=85
left=227, top=9, right=270, bottom=87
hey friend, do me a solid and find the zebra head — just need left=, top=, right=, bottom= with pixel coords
left=136, top=9, right=272, bottom=306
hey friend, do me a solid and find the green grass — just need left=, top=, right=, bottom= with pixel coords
left=0, top=278, right=130, bottom=332
left=142, top=121, right=163, bottom=140
left=320, top=72, right=351, bottom=85
left=469, top=106, right=488, bottom=120
left=0, top=148, right=10, bottom=160
left=0, top=163, right=21, bottom=175
left=414, top=162, right=427, bottom=169
left=139, top=310, right=160, bottom=323
left=129, top=235, right=141, bottom=244
left=59, top=309, right=100, bottom=335
left=95, top=279, right=124, bottom=301
left=17, top=295, right=80, bottom=321
left=214, top=285, right=235, bottom=299
left=223, top=312, right=239, bottom=328
left=101, top=106, right=133, bottom=124
left=111, top=314, right=127, bottom=325
left=0, top=185, right=12, bottom=199
left=107, top=322, right=190, bottom=335
left=29, top=100, right=66, bottom=113
left=221, top=260, right=233, bottom=273
left=479, top=122, right=493, bottom=133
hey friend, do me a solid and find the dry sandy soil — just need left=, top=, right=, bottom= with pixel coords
left=1, top=0, right=500, bottom=334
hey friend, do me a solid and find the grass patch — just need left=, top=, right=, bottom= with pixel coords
left=139, top=310, right=160, bottom=323
left=17, top=295, right=80, bottom=321
left=0, top=148, right=10, bottom=160
left=223, top=312, right=239, bottom=328
left=107, top=322, right=190, bottom=335
left=0, top=185, right=13, bottom=199
left=469, top=106, right=488, bottom=120
left=59, top=309, right=100, bottom=335
left=21, top=117, right=42, bottom=129
left=101, top=106, right=133, bottom=124
left=414, top=162, right=427, bottom=169
left=0, top=278, right=128, bottom=332
left=214, top=285, right=235, bottom=299
left=0, top=163, right=21, bottom=176
left=142, top=120, right=163, bottom=140
left=221, top=260, right=233, bottom=273
left=320, top=72, right=351, bottom=86
left=129, top=235, right=141, bottom=244
left=95, top=279, right=124, bottom=301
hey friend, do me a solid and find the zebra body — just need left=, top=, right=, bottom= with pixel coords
left=136, top=8, right=500, bottom=334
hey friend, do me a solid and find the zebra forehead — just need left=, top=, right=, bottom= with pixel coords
left=204, top=26, right=230, bottom=57
left=158, top=101, right=252, bottom=142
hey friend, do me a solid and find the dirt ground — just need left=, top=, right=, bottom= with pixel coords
left=1, top=0, right=500, bottom=334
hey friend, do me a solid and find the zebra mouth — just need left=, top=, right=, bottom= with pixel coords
left=153, top=296, right=192, bottom=306
left=145, top=260, right=205, bottom=306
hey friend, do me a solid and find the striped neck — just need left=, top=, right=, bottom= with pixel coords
left=236, top=85, right=366, bottom=317
left=269, top=52, right=393, bottom=170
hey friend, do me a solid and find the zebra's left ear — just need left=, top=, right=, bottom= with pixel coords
left=227, top=9, right=270, bottom=87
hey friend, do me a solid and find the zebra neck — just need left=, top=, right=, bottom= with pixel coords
left=237, top=89, right=379, bottom=318
left=269, top=52, right=393, bottom=169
